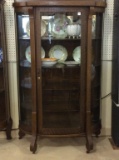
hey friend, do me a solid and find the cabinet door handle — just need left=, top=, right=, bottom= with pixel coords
left=38, top=77, right=40, bottom=80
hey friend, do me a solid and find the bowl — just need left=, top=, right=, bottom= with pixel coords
left=41, top=58, right=57, bottom=67
left=66, top=24, right=81, bottom=38
left=41, top=58, right=57, bottom=62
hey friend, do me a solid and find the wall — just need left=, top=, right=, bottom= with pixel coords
left=4, top=0, right=113, bottom=134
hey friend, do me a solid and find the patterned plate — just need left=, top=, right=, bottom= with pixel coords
left=50, top=14, right=70, bottom=39
left=26, top=20, right=46, bottom=37
left=25, top=46, right=45, bottom=62
left=72, top=46, right=81, bottom=63
left=49, top=45, right=68, bottom=62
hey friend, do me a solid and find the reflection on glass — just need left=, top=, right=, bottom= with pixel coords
left=0, top=48, right=3, bottom=63
left=41, top=12, right=82, bottom=129
left=92, top=15, right=96, bottom=38
left=17, top=14, right=32, bottom=126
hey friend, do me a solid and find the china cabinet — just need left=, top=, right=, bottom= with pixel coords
left=13, top=0, right=106, bottom=153
left=0, top=0, right=12, bottom=139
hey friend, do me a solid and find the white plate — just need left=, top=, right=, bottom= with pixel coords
left=64, top=61, right=79, bottom=66
left=49, top=45, right=68, bottom=62
left=26, top=20, right=46, bottom=37
left=72, top=46, right=81, bottom=63
left=50, top=14, right=70, bottom=39
left=25, top=46, right=45, bottom=63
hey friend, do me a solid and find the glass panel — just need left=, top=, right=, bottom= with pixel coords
left=0, top=8, right=6, bottom=121
left=17, top=14, right=32, bottom=126
left=91, top=13, right=103, bottom=124
left=40, top=12, right=82, bottom=128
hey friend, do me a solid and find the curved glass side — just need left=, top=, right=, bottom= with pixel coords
left=17, top=14, right=32, bottom=128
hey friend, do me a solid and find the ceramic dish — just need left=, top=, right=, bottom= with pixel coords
left=64, top=61, right=80, bottom=66
left=26, top=20, right=46, bottom=37
left=49, top=45, right=68, bottom=62
left=50, top=14, right=70, bottom=39
left=72, top=46, right=81, bottom=63
left=25, top=46, right=45, bottom=62
left=41, top=58, right=57, bottom=67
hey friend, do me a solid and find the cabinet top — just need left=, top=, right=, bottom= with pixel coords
left=13, top=0, right=106, bottom=7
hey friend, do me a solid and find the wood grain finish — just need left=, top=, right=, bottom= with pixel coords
left=13, top=0, right=106, bottom=7
left=13, top=0, right=106, bottom=153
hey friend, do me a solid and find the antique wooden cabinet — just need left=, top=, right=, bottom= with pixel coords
left=13, top=0, right=106, bottom=153
left=0, top=0, right=12, bottom=139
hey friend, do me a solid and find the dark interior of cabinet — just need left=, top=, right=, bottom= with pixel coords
left=91, top=13, right=102, bottom=133
left=0, top=91, right=6, bottom=121
left=41, top=38, right=81, bottom=129
left=42, top=67, right=80, bottom=128
left=19, top=66, right=32, bottom=125
left=0, top=69, right=4, bottom=89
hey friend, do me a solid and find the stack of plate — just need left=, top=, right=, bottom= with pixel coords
left=41, top=58, right=57, bottom=67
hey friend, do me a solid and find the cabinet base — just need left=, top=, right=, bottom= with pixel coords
left=6, top=117, right=13, bottom=140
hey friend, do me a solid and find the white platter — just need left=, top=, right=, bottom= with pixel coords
left=64, top=61, right=80, bottom=66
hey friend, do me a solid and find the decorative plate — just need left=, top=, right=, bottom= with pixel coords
left=25, top=46, right=45, bottom=62
left=72, top=46, right=81, bottom=63
left=41, top=20, right=47, bottom=37
left=50, top=14, right=70, bottom=39
left=49, top=45, right=68, bottom=62
left=26, top=20, right=46, bottom=37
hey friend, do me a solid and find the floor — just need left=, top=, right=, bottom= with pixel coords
left=0, top=131, right=119, bottom=160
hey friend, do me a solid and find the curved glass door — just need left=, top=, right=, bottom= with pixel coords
left=17, top=14, right=32, bottom=129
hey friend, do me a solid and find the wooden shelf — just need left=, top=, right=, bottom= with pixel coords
left=41, top=37, right=81, bottom=41
left=43, top=109, right=80, bottom=113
